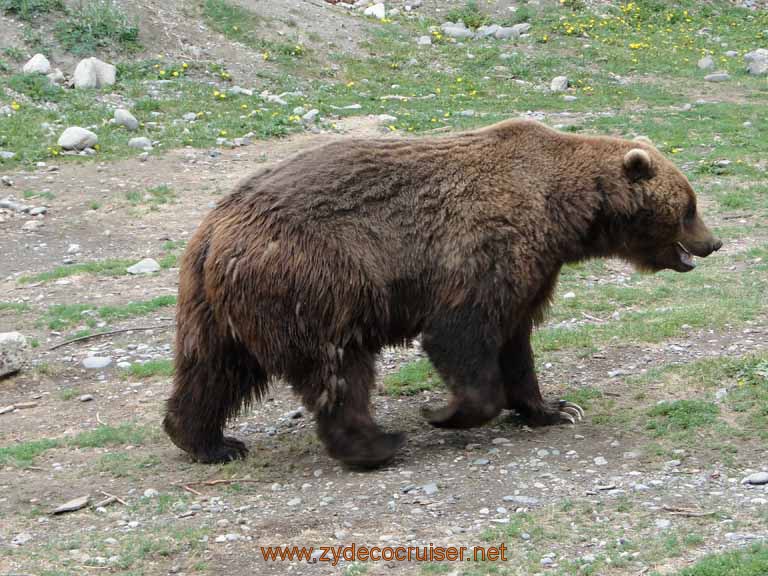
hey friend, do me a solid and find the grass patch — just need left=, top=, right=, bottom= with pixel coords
left=127, top=184, right=176, bottom=207
left=8, top=73, right=63, bottom=102
left=19, top=258, right=137, bottom=283
left=0, top=438, right=60, bottom=466
left=96, top=452, right=160, bottom=478
left=661, top=543, right=768, bottom=576
left=562, top=386, right=603, bottom=410
left=41, top=295, right=176, bottom=330
left=123, top=359, right=174, bottom=379
left=646, top=399, right=719, bottom=436
left=382, top=358, right=441, bottom=396
left=445, top=0, right=489, bottom=29
left=69, top=423, right=150, bottom=448
left=0, top=301, right=31, bottom=313
left=0, top=0, right=62, bottom=19
left=54, top=0, right=140, bottom=55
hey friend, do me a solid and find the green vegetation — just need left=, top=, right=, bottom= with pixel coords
left=123, top=359, right=174, bottom=379
left=646, top=399, right=719, bottom=436
left=0, top=424, right=151, bottom=466
left=383, top=358, right=441, bottom=395
left=0, top=301, right=31, bottom=313
left=54, top=0, right=139, bottom=55
left=0, top=0, right=62, bottom=19
left=445, top=1, right=489, bottom=29
left=661, top=543, right=768, bottom=576
left=20, top=258, right=137, bottom=283
left=41, top=295, right=176, bottom=330
left=126, top=184, right=176, bottom=208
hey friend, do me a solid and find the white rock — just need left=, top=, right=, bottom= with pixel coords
left=745, top=48, right=768, bottom=75
left=594, top=456, right=608, bottom=466
left=704, top=72, right=730, bottom=82
left=114, top=109, right=139, bottom=131
left=22, top=220, right=44, bottom=231
left=128, top=137, right=152, bottom=150
left=0, top=332, right=28, bottom=378
left=83, top=356, right=112, bottom=370
left=364, top=3, right=386, bottom=19
left=417, top=35, right=432, bottom=46
left=0, top=151, right=16, bottom=160
left=11, top=532, right=33, bottom=546
left=143, top=488, right=159, bottom=498
left=23, top=54, right=51, bottom=75
left=47, top=68, right=65, bottom=84
left=287, top=497, right=302, bottom=507
left=742, top=472, right=768, bottom=485
left=182, top=112, right=197, bottom=122
left=73, top=57, right=116, bottom=89
left=377, top=114, right=398, bottom=123
left=127, top=258, right=160, bottom=274
left=58, top=127, right=98, bottom=151
left=550, top=76, right=569, bottom=92
left=67, top=243, right=81, bottom=254
left=442, top=24, right=474, bottom=39
left=697, top=56, right=714, bottom=70
left=512, top=23, right=532, bottom=36
left=655, top=519, right=672, bottom=530
left=302, top=109, right=319, bottom=123
left=562, top=291, right=576, bottom=299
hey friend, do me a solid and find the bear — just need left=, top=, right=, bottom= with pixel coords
left=163, top=119, right=722, bottom=467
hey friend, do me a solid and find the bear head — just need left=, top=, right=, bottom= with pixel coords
left=603, top=145, right=722, bottom=273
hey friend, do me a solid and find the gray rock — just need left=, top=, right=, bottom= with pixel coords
left=287, top=497, right=302, bottom=507
left=29, top=207, right=47, bottom=216
left=302, top=109, right=319, bottom=123
left=47, top=68, right=65, bottom=84
left=697, top=56, right=714, bottom=70
left=417, top=35, right=432, bottom=46
left=83, top=356, right=112, bottom=370
left=23, top=53, right=51, bottom=75
left=475, top=24, right=500, bottom=38
left=128, top=137, right=152, bottom=150
left=183, top=112, right=198, bottom=122
left=114, top=109, right=139, bottom=131
left=78, top=394, right=94, bottom=402
left=21, top=220, right=44, bottom=231
left=73, top=57, right=116, bottom=89
left=265, top=94, right=287, bottom=105
left=471, top=458, right=490, bottom=466
left=422, top=482, right=439, bottom=495
left=745, top=48, right=768, bottom=75
left=459, top=109, right=476, bottom=117
left=1, top=175, right=12, bottom=187
left=292, top=106, right=306, bottom=115
left=58, top=127, right=98, bottom=151
left=494, top=27, right=518, bottom=40
left=502, top=495, right=540, bottom=506
left=143, top=488, right=159, bottom=498
left=594, top=456, right=608, bottom=466
left=550, top=76, right=569, bottom=92
left=127, top=258, right=160, bottom=274
left=742, top=472, right=768, bottom=485
left=704, top=72, right=730, bottom=82
left=655, top=519, right=672, bottom=530
left=0, top=151, right=16, bottom=160
left=512, top=23, right=532, bottom=36
left=0, top=332, right=28, bottom=378
left=441, top=22, right=474, bottom=39
left=53, top=495, right=90, bottom=514
left=11, top=532, right=33, bottom=546
left=363, top=2, right=386, bottom=19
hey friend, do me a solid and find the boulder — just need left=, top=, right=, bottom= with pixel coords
left=58, top=127, right=98, bottom=150
left=73, top=57, right=116, bottom=89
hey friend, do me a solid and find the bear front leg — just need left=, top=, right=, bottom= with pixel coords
left=420, top=309, right=506, bottom=429
left=500, top=319, right=584, bottom=426
left=298, top=348, right=405, bottom=469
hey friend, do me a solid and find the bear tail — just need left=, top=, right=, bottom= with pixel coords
left=163, top=231, right=267, bottom=462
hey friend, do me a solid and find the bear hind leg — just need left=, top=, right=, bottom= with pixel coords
left=295, top=347, right=404, bottom=469
left=164, top=331, right=268, bottom=464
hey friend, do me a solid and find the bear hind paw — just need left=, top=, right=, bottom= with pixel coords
left=192, top=436, right=249, bottom=464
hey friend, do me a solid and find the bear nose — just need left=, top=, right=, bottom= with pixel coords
left=712, top=238, right=723, bottom=252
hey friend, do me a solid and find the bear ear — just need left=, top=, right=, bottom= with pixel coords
left=633, top=135, right=654, bottom=146
left=623, top=148, right=654, bottom=182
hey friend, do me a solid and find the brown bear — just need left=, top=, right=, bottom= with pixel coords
left=163, top=119, right=721, bottom=467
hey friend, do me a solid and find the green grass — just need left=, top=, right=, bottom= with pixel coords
left=203, top=0, right=306, bottom=64
left=19, top=258, right=138, bottom=283
left=70, top=423, right=149, bottom=448
left=127, top=184, right=176, bottom=207
left=96, top=452, right=160, bottom=478
left=382, top=358, right=441, bottom=395
left=41, top=295, right=176, bottom=330
left=0, top=438, right=60, bottom=466
left=8, top=73, right=63, bottom=102
left=660, top=543, right=768, bottom=576
left=646, top=399, right=719, bottom=437
left=0, top=301, right=31, bottom=313
left=445, top=0, right=489, bottom=29
left=54, top=0, right=140, bottom=55
left=123, top=359, right=174, bottom=379
left=0, top=0, right=62, bottom=19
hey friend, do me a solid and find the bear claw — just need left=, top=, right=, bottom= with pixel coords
left=193, top=436, right=249, bottom=464
left=560, top=401, right=584, bottom=421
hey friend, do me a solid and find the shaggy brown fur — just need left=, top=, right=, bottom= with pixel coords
left=163, top=119, right=721, bottom=466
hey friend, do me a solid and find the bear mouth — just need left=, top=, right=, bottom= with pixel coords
left=675, top=242, right=696, bottom=271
